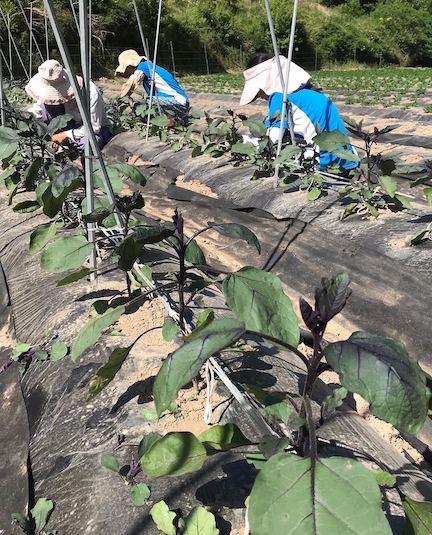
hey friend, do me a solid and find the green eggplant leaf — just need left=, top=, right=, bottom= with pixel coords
left=49, top=341, right=68, bottom=361
left=30, top=497, right=55, bottom=533
left=142, top=432, right=207, bottom=477
left=149, top=501, right=176, bottom=535
left=106, top=162, right=147, bottom=186
left=153, top=319, right=245, bottom=416
left=403, top=497, right=432, bottom=534
left=87, top=345, right=133, bottom=400
left=198, top=423, right=252, bottom=452
left=222, top=266, right=299, bottom=348
left=100, top=454, right=120, bottom=473
left=207, top=222, right=260, bottom=253
left=56, top=267, right=95, bottom=286
left=183, top=506, right=219, bottom=535
left=40, top=236, right=93, bottom=273
left=324, top=332, right=430, bottom=434
left=249, top=454, right=392, bottom=535
left=71, top=306, right=125, bottom=362
left=130, top=483, right=151, bottom=506
left=116, top=235, right=144, bottom=271
left=29, top=223, right=58, bottom=253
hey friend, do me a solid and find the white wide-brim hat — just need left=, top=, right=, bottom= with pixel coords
left=25, top=59, right=79, bottom=105
left=115, top=49, right=147, bottom=75
left=240, top=56, right=312, bottom=105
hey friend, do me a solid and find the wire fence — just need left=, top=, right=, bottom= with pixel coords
left=0, top=40, right=395, bottom=83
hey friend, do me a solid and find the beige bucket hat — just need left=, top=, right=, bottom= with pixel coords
left=115, top=50, right=147, bottom=75
left=25, top=59, right=79, bottom=105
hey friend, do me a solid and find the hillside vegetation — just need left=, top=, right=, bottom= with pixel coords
left=1, top=0, right=432, bottom=76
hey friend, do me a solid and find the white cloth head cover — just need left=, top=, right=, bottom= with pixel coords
left=25, top=60, right=79, bottom=105
left=240, top=55, right=312, bottom=105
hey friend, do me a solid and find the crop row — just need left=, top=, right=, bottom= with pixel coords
left=182, top=67, right=432, bottom=112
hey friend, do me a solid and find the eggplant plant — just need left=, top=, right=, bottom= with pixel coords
left=131, top=272, right=430, bottom=535
left=332, top=117, right=413, bottom=219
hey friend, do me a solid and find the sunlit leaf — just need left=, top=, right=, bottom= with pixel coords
left=71, top=306, right=125, bottom=361
left=130, top=483, right=151, bottom=506
left=100, top=454, right=120, bottom=473
left=249, top=454, right=392, bottom=535
left=222, top=266, right=299, bottom=348
left=153, top=319, right=245, bottom=415
left=40, top=236, right=93, bottom=273
left=403, top=497, right=432, bottom=534
left=31, top=497, right=54, bottom=533
left=183, top=507, right=219, bottom=535
left=149, top=501, right=176, bottom=535
left=142, top=432, right=207, bottom=477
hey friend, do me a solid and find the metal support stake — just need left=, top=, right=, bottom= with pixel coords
left=131, top=0, right=162, bottom=141
left=169, top=41, right=176, bottom=75
left=2, top=12, right=29, bottom=79
left=79, top=0, right=97, bottom=279
left=272, top=0, right=300, bottom=187
left=0, top=52, right=6, bottom=125
left=144, top=0, right=164, bottom=140
left=43, top=0, right=124, bottom=234
left=17, top=0, right=45, bottom=68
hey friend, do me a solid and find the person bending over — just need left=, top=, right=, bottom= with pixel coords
left=115, top=49, right=190, bottom=127
left=26, top=59, right=113, bottom=150
left=240, top=52, right=358, bottom=172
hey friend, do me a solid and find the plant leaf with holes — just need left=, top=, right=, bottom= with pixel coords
left=153, top=319, right=245, bottom=415
left=324, top=332, right=430, bottom=434
left=222, top=266, right=299, bottom=348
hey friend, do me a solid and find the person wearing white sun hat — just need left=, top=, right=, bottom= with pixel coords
left=115, top=49, right=189, bottom=127
left=240, top=52, right=358, bottom=172
left=25, top=59, right=113, bottom=150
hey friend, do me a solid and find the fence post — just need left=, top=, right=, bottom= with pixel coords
left=169, top=40, right=176, bottom=74
left=353, top=47, right=356, bottom=63
left=204, top=44, right=209, bottom=75
left=315, top=46, right=318, bottom=71
left=0, top=51, right=5, bottom=125
left=379, top=52, right=382, bottom=68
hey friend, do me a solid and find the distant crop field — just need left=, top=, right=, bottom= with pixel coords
left=181, top=67, right=432, bottom=112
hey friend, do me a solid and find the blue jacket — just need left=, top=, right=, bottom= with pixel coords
left=265, top=89, right=357, bottom=170
left=136, top=60, right=189, bottom=106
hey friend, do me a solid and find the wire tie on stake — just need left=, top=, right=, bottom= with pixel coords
left=204, top=360, right=215, bottom=424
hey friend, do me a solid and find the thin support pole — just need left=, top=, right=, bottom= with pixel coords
left=7, top=16, right=13, bottom=79
left=1, top=12, right=29, bottom=79
left=0, top=48, right=13, bottom=78
left=29, top=2, right=33, bottom=78
left=204, top=44, right=209, bottom=75
left=0, top=52, right=6, bottom=125
left=145, top=0, right=164, bottom=140
left=44, top=9, right=49, bottom=60
left=79, top=0, right=97, bottom=278
left=69, top=0, right=79, bottom=33
left=272, top=0, right=300, bottom=188
left=169, top=41, right=176, bottom=75
left=17, top=0, right=45, bottom=65
left=43, top=0, right=124, bottom=233
left=131, top=0, right=162, bottom=140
